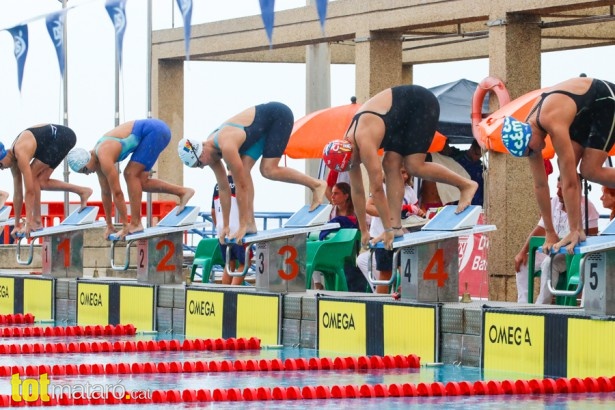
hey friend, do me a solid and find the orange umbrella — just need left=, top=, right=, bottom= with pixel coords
left=285, top=101, right=447, bottom=159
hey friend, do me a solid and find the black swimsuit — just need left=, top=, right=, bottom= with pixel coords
left=346, top=85, right=440, bottom=156
left=526, top=79, right=615, bottom=151
left=15, top=124, right=76, bottom=169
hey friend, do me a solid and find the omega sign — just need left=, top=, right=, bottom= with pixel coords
left=321, top=311, right=355, bottom=330
left=79, top=292, right=103, bottom=307
left=488, top=325, right=532, bottom=346
left=188, top=300, right=216, bottom=316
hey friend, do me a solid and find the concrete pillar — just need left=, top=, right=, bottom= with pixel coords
left=402, top=64, right=413, bottom=85
left=353, top=31, right=403, bottom=196
left=304, top=42, right=332, bottom=203
left=354, top=31, right=403, bottom=102
left=151, top=58, right=185, bottom=201
left=485, top=12, right=542, bottom=301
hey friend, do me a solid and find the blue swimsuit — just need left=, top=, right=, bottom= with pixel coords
left=95, top=119, right=171, bottom=171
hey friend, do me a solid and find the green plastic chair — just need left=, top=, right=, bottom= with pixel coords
left=527, top=236, right=579, bottom=306
left=190, top=238, right=225, bottom=283
left=305, top=228, right=360, bottom=291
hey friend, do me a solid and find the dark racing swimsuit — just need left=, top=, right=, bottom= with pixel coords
left=346, top=85, right=440, bottom=155
left=17, top=124, right=76, bottom=169
left=526, top=79, right=615, bottom=152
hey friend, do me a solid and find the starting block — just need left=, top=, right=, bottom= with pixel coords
left=225, top=205, right=339, bottom=292
left=545, top=217, right=615, bottom=315
left=16, top=206, right=105, bottom=278
left=0, top=206, right=13, bottom=226
left=109, top=206, right=208, bottom=284
left=368, top=205, right=496, bottom=302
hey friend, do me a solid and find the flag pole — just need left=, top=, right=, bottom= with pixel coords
left=61, top=0, right=70, bottom=218
left=145, top=0, right=153, bottom=228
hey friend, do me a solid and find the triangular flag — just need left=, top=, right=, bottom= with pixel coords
left=7, top=24, right=29, bottom=92
left=105, top=0, right=128, bottom=71
left=175, top=0, right=193, bottom=61
left=316, top=0, right=328, bottom=33
left=45, top=11, right=67, bottom=78
left=259, top=0, right=275, bottom=48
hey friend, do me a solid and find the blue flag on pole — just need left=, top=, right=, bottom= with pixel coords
left=175, top=0, right=193, bottom=61
left=8, top=25, right=29, bottom=92
left=105, top=0, right=127, bottom=70
left=259, top=0, right=275, bottom=47
left=45, top=11, right=66, bottom=78
left=316, top=0, right=328, bottom=33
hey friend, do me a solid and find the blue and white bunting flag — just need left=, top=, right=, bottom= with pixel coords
left=105, top=0, right=127, bottom=70
left=259, top=0, right=275, bottom=47
left=316, top=0, right=328, bottom=33
left=45, top=11, right=66, bottom=78
left=8, top=24, right=29, bottom=92
left=175, top=0, right=193, bottom=61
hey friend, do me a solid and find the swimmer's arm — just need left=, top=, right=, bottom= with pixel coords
left=529, top=152, right=556, bottom=237
left=221, top=147, right=250, bottom=227
left=15, top=149, right=36, bottom=227
left=98, top=159, right=128, bottom=229
left=10, top=167, right=23, bottom=227
left=211, top=161, right=231, bottom=231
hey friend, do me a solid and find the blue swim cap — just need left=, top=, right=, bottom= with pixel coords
left=0, top=142, right=6, bottom=161
left=501, top=116, right=532, bottom=157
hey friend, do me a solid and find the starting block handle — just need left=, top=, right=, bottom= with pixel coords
left=365, top=248, right=399, bottom=286
left=227, top=246, right=251, bottom=278
left=16, top=236, right=34, bottom=266
left=110, top=239, right=134, bottom=271
left=546, top=254, right=586, bottom=297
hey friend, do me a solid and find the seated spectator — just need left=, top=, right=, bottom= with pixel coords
left=357, top=168, right=422, bottom=293
left=419, top=147, right=470, bottom=212
left=449, top=140, right=484, bottom=206
left=515, top=175, right=599, bottom=304
left=324, top=168, right=350, bottom=202
left=600, top=186, right=615, bottom=220
left=312, top=182, right=358, bottom=290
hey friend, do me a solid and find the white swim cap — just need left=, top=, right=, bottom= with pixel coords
left=177, top=138, right=203, bottom=167
left=67, top=148, right=91, bottom=172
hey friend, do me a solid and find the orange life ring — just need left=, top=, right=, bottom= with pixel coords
left=471, top=77, right=511, bottom=146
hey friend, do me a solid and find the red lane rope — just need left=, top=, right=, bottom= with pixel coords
left=1, top=375, right=613, bottom=406
left=0, top=337, right=261, bottom=356
left=0, top=313, right=34, bottom=325
left=0, top=354, right=420, bottom=377
left=0, top=324, right=136, bottom=338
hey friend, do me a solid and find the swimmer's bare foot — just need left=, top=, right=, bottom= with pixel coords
left=117, top=223, right=144, bottom=239
left=246, top=221, right=258, bottom=235
left=177, top=188, right=195, bottom=214
left=79, top=187, right=93, bottom=210
left=309, top=180, right=327, bottom=211
left=455, top=180, right=479, bottom=214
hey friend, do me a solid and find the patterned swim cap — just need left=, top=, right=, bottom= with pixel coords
left=322, top=139, right=353, bottom=172
left=67, top=148, right=91, bottom=172
left=177, top=138, right=203, bottom=168
left=501, top=116, right=532, bottom=157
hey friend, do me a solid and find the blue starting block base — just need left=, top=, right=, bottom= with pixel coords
left=225, top=215, right=340, bottom=292
left=15, top=206, right=106, bottom=278
left=0, top=206, right=12, bottom=226
left=421, top=205, right=482, bottom=231
left=108, top=206, right=208, bottom=285
left=368, top=205, right=496, bottom=302
left=542, top=226, right=615, bottom=315
left=283, top=204, right=332, bottom=228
